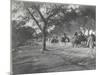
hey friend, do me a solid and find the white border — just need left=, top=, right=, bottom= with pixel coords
left=21, top=0, right=96, bottom=5
left=0, top=0, right=98, bottom=75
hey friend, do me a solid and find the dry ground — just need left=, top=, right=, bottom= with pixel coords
left=12, top=41, right=96, bottom=74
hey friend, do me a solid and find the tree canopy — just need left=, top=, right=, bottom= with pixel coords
left=11, top=0, right=96, bottom=50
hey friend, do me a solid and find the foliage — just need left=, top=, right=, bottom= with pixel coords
left=12, top=20, right=35, bottom=48
left=11, top=0, right=96, bottom=50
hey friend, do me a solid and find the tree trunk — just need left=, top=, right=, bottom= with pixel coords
left=42, top=25, right=47, bottom=52
left=43, top=32, right=46, bottom=51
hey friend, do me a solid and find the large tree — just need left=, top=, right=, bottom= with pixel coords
left=12, top=0, right=96, bottom=52
left=23, top=2, right=81, bottom=51
left=11, top=1, right=80, bottom=51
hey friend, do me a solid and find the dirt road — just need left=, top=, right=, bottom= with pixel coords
left=12, top=43, right=96, bottom=74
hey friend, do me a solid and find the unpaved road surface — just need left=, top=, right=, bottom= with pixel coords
left=12, top=43, right=96, bottom=74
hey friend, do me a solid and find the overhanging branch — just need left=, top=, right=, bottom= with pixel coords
left=33, top=5, right=47, bottom=25
left=27, top=8, right=43, bottom=32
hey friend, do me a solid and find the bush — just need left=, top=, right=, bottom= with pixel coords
left=12, top=23, right=35, bottom=48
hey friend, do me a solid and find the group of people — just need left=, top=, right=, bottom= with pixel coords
left=72, top=30, right=96, bottom=48
left=48, top=33, right=70, bottom=45
left=47, top=29, right=96, bottom=49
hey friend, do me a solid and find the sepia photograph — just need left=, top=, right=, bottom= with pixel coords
left=11, top=0, right=96, bottom=74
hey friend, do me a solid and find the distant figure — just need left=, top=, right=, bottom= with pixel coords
left=87, top=33, right=96, bottom=48
left=72, top=32, right=80, bottom=47
left=61, top=33, right=70, bottom=45
left=78, top=31, right=87, bottom=43
left=74, top=32, right=78, bottom=37
left=51, top=35, right=59, bottom=43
